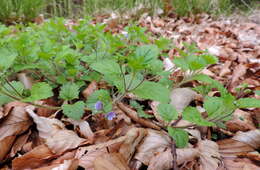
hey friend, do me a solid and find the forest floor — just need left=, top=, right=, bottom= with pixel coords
left=0, top=9, right=259, bottom=170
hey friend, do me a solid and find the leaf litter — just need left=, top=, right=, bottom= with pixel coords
left=0, top=10, right=260, bottom=170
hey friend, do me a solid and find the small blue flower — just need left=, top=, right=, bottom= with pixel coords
left=95, top=101, right=103, bottom=111
left=106, top=112, right=116, bottom=120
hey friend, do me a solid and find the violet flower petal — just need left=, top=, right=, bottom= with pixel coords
left=106, top=112, right=116, bottom=120
left=95, top=101, right=103, bottom=111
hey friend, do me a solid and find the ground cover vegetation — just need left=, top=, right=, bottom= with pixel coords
left=0, top=18, right=259, bottom=148
left=0, top=0, right=260, bottom=169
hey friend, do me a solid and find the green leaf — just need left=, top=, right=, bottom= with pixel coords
left=86, top=89, right=112, bottom=113
left=192, top=74, right=228, bottom=96
left=0, top=48, right=17, bottom=71
left=0, top=95, right=13, bottom=106
left=130, top=100, right=154, bottom=118
left=235, top=98, right=260, bottom=108
left=255, top=90, right=260, bottom=96
left=157, top=103, right=178, bottom=122
left=90, top=59, right=121, bottom=75
left=2, top=81, right=24, bottom=97
left=59, top=83, right=79, bottom=100
left=132, top=81, right=170, bottom=103
left=62, top=101, right=85, bottom=120
left=203, top=95, right=236, bottom=121
left=23, top=82, right=53, bottom=102
left=135, top=45, right=159, bottom=61
left=183, top=106, right=214, bottom=126
left=167, top=127, right=189, bottom=148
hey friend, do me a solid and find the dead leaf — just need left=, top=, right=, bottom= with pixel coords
left=26, top=108, right=85, bottom=154
left=226, top=109, right=256, bottom=132
left=12, top=144, right=55, bottom=170
left=198, top=140, right=221, bottom=170
left=219, top=61, right=232, bottom=77
left=0, top=104, right=32, bottom=161
left=17, top=72, right=32, bottom=89
left=35, top=159, right=79, bottom=170
left=76, top=128, right=146, bottom=170
left=82, top=81, right=98, bottom=99
left=232, top=129, right=260, bottom=149
left=134, top=129, right=171, bottom=165
left=231, top=64, right=247, bottom=86
left=170, top=88, right=198, bottom=113
left=94, top=153, right=130, bottom=170
left=68, top=119, right=95, bottom=143
left=10, top=131, right=31, bottom=157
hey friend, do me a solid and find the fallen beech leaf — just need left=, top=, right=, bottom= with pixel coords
left=147, top=148, right=173, bottom=170
left=223, top=158, right=260, bottom=170
left=226, top=109, right=256, bottom=132
left=35, top=159, right=79, bottom=170
left=170, top=88, right=198, bottom=113
left=232, top=129, right=260, bottom=149
left=119, top=128, right=147, bottom=163
left=10, top=131, right=31, bottom=157
left=17, top=72, right=32, bottom=89
left=46, top=130, right=85, bottom=155
left=231, top=64, right=247, bottom=86
left=238, top=151, right=260, bottom=162
left=218, top=139, right=255, bottom=158
left=147, top=147, right=199, bottom=170
left=0, top=105, right=32, bottom=161
left=163, top=57, right=175, bottom=71
left=219, top=61, right=232, bottom=77
left=82, top=81, right=98, bottom=99
left=134, top=129, right=171, bottom=165
left=12, top=144, right=55, bottom=170
left=198, top=140, right=221, bottom=170
left=26, top=108, right=85, bottom=154
left=94, top=153, right=130, bottom=170
left=76, top=128, right=146, bottom=170
left=68, top=119, right=94, bottom=142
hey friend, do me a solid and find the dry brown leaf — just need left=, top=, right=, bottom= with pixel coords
left=223, top=158, right=260, bottom=170
left=76, top=128, right=146, bottom=170
left=170, top=88, right=198, bottom=113
left=17, top=72, right=32, bottom=89
left=147, top=147, right=199, bottom=170
left=218, top=139, right=255, bottom=158
left=134, top=129, right=171, bottom=165
left=26, top=108, right=85, bottom=154
left=12, top=144, right=55, bottom=170
left=232, top=129, right=260, bottom=149
left=94, top=153, right=130, bottom=170
left=219, top=61, right=232, bottom=77
left=10, top=131, right=31, bottom=157
left=68, top=119, right=95, bottom=143
left=119, top=128, right=147, bottom=163
left=231, top=64, right=247, bottom=86
left=198, top=140, right=221, bottom=170
left=226, top=109, right=256, bottom=132
left=0, top=104, right=32, bottom=161
left=147, top=148, right=173, bottom=170
left=35, top=159, right=79, bottom=170
left=82, top=81, right=98, bottom=99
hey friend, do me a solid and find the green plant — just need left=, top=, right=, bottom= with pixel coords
left=0, top=19, right=259, bottom=148
left=0, top=0, right=44, bottom=23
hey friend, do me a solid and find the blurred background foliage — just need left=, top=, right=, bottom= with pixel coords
left=0, top=0, right=259, bottom=24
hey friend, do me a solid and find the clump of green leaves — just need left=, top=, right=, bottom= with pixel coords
left=0, top=19, right=259, bottom=148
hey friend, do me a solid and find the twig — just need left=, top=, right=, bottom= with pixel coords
left=117, top=102, right=161, bottom=130
left=171, top=140, right=178, bottom=170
